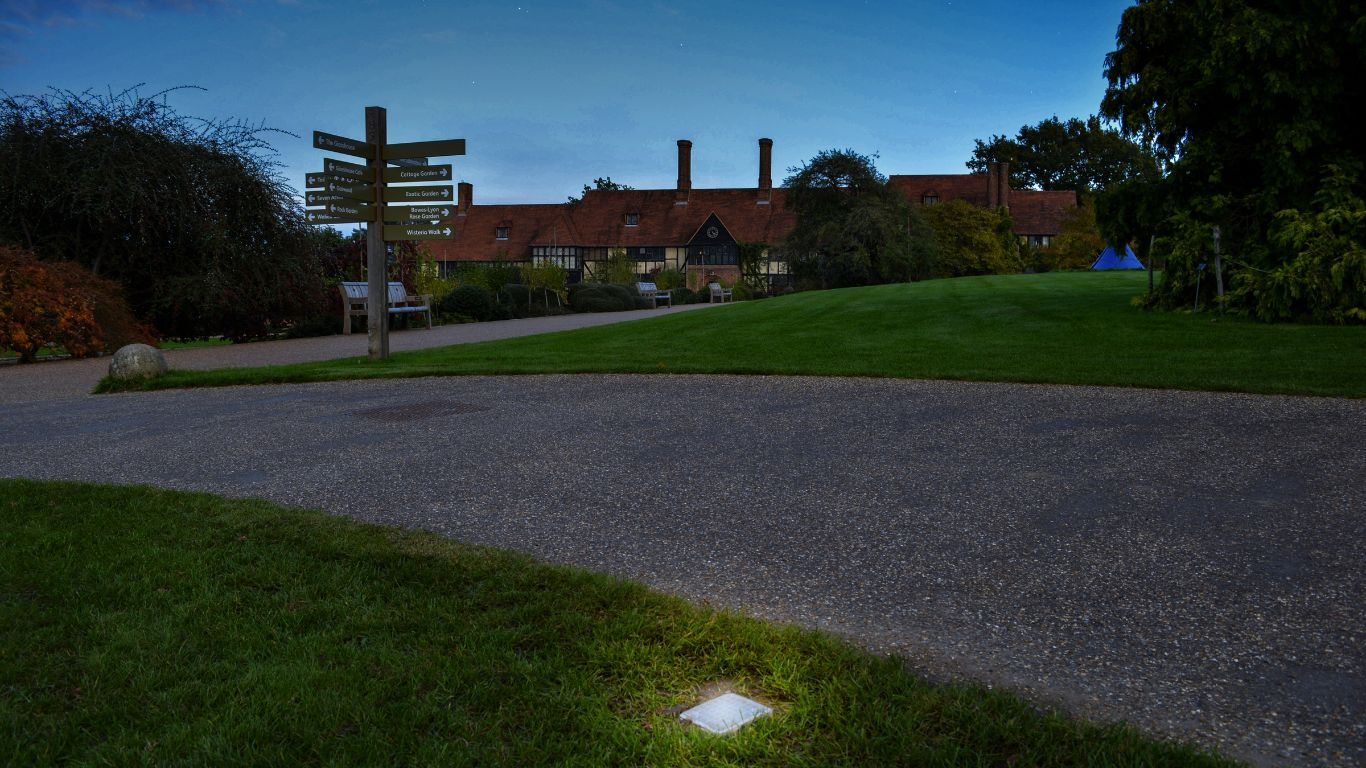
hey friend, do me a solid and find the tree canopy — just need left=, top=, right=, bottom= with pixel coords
left=1100, top=0, right=1366, bottom=321
left=967, top=115, right=1159, bottom=195
left=0, top=86, right=327, bottom=339
left=781, top=149, right=930, bottom=287
left=567, top=176, right=634, bottom=204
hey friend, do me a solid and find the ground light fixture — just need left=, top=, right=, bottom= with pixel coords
left=678, top=692, right=772, bottom=734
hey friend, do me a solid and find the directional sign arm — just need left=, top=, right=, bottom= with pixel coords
left=383, top=138, right=465, bottom=159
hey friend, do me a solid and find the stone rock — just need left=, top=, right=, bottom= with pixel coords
left=108, top=343, right=168, bottom=381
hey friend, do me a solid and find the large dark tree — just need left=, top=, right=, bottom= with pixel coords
left=1100, top=0, right=1366, bottom=321
left=0, top=86, right=328, bottom=339
left=967, top=115, right=1158, bottom=195
left=782, top=149, right=933, bottom=287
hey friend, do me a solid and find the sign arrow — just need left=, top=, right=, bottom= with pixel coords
left=383, top=184, right=453, bottom=203
left=383, top=223, right=456, bottom=240
left=382, top=205, right=452, bottom=222
left=313, top=130, right=375, bottom=159
left=306, top=210, right=366, bottom=224
left=327, top=180, right=374, bottom=202
left=324, top=158, right=375, bottom=183
left=382, top=164, right=454, bottom=184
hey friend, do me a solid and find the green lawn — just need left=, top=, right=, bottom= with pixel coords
left=97, top=272, right=1366, bottom=397
left=1, top=479, right=1236, bottom=766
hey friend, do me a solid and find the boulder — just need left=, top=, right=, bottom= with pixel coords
left=108, top=343, right=168, bottom=381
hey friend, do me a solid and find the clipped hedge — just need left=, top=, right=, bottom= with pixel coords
left=568, top=283, right=649, bottom=313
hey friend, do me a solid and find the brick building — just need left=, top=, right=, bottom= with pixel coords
left=421, top=139, right=1076, bottom=284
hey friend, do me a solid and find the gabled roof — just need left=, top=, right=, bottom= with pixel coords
left=1009, top=190, right=1077, bottom=235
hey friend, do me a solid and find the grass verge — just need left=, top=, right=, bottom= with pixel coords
left=1, top=479, right=1235, bottom=766
left=95, top=272, right=1366, bottom=397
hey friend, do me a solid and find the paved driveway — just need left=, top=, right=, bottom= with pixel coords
left=0, top=374, right=1361, bottom=766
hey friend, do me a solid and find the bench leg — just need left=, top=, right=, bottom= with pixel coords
left=343, top=312, right=351, bottom=335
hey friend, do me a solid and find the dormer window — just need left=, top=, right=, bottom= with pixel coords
left=625, top=213, right=639, bottom=226
left=495, top=226, right=510, bottom=240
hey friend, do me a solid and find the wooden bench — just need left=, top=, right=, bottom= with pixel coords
left=339, top=281, right=433, bottom=334
left=635, top=281, right=672, bottom=308
left=708, top=282, right=733, bottom=303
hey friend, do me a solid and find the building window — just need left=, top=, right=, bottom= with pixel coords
left=688, top=244, right=738, bottom=266
left=633, top=246, right=664, bottom=261
left=921, top=194, right=939, bottom=206
left=625, top=213, right=639, bottom=226
left=1023, top=235, right=1053, bottom=248
left=495, top=226, right=510, bottom=240
left=531, top=245, right=581, bottom=269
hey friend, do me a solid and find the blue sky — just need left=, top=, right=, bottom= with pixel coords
left=2, top=0, right=1133, bottom=204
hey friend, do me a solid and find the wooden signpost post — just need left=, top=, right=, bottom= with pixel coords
left=305, top=108, right=464, bottom=361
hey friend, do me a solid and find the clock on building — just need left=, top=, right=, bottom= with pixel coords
left=706, top=226, right=719, bottom=239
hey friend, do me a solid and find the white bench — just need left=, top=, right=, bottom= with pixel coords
left=708, top=282, right=733, bottom=303
left=635, top=281, right=672, bottom=308
left=339, top=281, right=433, bottom=334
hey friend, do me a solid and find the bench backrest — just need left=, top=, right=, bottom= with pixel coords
left=708, top=282, right=726, bottom=294
left=340, top=281, right=407, bottom=303
left=636, top=282, right=659, bottom=294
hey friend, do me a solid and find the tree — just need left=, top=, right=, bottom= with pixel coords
left=0, top=86, right=327, bottom=339
left=920, top=201, right=1018, bottom=278
left=1035, top=199, right=1105, bottom=272
left=967, top=115, right=1159, bottom=195
left=567, top=176, right=634, bottom=204
left=782, top=149, right=927, bottom=288
left=1101, top=0, right=1365, bottom=320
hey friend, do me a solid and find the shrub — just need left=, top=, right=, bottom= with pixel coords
left=440, top=284, right=496, bottom=322
left=921, top=200, right=1020, bottom=277
left=0, top=246, right=153, bottom=362
left=671, top=287, right=696, bottom=305
left=654, top=268, right=684, bottom=290
left=568, top=283, right=637, bottom=312
left=731, top=284, right=754, bottom=301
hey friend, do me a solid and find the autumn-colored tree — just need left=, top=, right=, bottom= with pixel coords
left=0, top=246, right=153, bottom=362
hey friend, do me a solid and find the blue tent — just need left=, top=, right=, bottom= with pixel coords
left=1091, top=243, right=1145, bottom=270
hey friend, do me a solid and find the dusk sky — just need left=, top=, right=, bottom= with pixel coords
left=2, top=0, right=1134, bottom=205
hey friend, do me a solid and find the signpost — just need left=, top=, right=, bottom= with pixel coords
left=305, top=108, right=465, bottom=361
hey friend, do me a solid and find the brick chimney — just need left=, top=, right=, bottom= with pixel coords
left=676, top=139, right=691, bottom=204
left=758, top=137, right=773, bottom=204
left=997, top=161, right=1011, bottom=211
left=986, top=162, right=1011, bottom=210
left=457, top=181, right=472, bottom=215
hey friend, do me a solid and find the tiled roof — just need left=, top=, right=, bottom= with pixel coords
left=1009, top=190, right=1077, bottom=235
left=419, top=176, right=1075, bottom=261
left=421, top=204, right=578, bottom=263
left=889, top=174, right=991, bottom=207
left=421, top=187, right=796, bottom=261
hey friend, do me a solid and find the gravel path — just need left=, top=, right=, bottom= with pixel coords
left=0, top=375, right=1360, bottom=766
left=0, top=303, right=718, bottom=404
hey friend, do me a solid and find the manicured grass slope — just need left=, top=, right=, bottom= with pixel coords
left=1, top=479, right=1235, bottom=766
left=102, top=273, right=1366, bottom=396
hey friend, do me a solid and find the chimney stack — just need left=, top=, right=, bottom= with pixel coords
left=676, top=139, right=692, bottom=204
left=986, top=162, right=1011, bottom=210
left=997, top=161, right=1010, bottom=211
left=758, top=137, right=773, bottom=203
left=457, top=181, right=472, bottom=215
